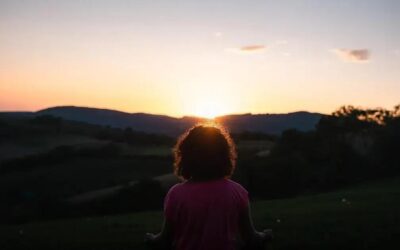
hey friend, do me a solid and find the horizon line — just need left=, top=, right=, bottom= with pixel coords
left=0, top=104, right=329, bottom=119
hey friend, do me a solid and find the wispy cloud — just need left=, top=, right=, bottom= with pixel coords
left=332, top=48, right=370, bottom=63
left=226, top=45, right=267, bottom=54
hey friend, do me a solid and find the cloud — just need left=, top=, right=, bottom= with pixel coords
left=240, top=45, right=266, bottom=52
left=226, top=45, right=267, bottom=54
left=333, top=49, right=370, bottom=62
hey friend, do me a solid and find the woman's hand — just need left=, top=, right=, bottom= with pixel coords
left=247, top=229, right=273, bottom=249
left=145, top=232, right=160, bottom=243
left=240, top=202, right=274, bottom=248
left=258, top=229, right=274, bottom=242
left=144, top=233, right=161, bottom=246
left=144, top=219, right=171, bottom=249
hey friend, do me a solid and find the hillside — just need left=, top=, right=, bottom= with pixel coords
left=34, top=106, right=322, bottom=135
left=37, top=106, right=201, bottom=136
left=0, top=114, right=278, bottom=223
left=1, top=177, right=399, bottom=250
left=0, top=114, right=176, bottom=223
left=216, top=111, right=322, bottom=135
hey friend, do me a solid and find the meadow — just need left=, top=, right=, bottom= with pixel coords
left=1, top=107, right=399, bottom=249
left=1, top=176, right=399, bottom=250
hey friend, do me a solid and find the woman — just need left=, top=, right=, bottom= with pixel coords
left=146, top=125, right=272, bottom=250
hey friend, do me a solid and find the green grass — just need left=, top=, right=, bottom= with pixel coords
left=1, top=177, right=399, bottom=250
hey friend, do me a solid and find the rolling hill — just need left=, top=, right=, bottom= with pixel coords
left=25, top=106, right=323, bottom=135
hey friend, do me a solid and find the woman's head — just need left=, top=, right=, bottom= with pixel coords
left=173, top=124, right=237, bottom=181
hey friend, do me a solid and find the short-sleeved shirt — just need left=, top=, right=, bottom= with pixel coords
left=164, top=178, right=249, bottom=250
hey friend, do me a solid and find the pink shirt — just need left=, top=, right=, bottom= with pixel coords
left=164, top=178, right=249, bottom=250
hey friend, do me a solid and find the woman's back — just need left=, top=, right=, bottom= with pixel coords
left=145, top=125, right=271, bottom=250
left=164, top=178, right=248, bottom=250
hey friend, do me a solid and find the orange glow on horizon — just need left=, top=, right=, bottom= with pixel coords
left=193, top=100, right=229, bottom=119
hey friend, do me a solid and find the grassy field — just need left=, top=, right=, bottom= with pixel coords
left=1, top=177, right=399, bottom=250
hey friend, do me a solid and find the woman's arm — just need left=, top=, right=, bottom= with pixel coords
left=145, top=218, right=171, bottom=249
left=239, top=202, right=273, bottom=247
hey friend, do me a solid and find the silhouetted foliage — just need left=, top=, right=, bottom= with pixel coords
left=231, top=131, right=277, bottom=141
left=243, top=105, right=400, bottom=198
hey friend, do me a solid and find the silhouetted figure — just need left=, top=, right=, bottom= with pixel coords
left=145, top=125, right=273, bottom=250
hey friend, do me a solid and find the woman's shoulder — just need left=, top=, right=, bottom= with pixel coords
left=167, top=182, right=184, bottom=194
left=225, top=179, right=248, bottom=193
left=167, top=178, right=248, bottom=194
left=164, top=182, right=185, bottom=203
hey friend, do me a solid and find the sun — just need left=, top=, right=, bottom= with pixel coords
left=181, top=83, right=235, bottom=119
left=194, top=100, right=227, bottom=119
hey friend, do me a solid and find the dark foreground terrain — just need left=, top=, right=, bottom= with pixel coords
left=1, top=176, right=399, bottom=250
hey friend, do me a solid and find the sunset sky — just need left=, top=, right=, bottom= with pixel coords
left=1, top=0, right=399, bottom=118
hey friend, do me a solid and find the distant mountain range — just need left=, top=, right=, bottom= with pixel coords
left=1, top=106, right=323, bottom=136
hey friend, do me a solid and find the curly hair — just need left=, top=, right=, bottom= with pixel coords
left=173, top=124, right=237, bottom=181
